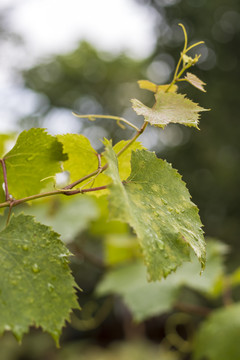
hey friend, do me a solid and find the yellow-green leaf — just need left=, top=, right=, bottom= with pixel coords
left=132, top=92, right=209, bottom=129
left=138, top=80, right=178, bottom=94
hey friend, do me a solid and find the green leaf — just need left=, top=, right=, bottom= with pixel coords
left=97, top=240, right=224, bottom=321
left=0, top=128, right=66, bottom=200
left=105, top=144, right=205, bottom=280
left=0, top=214, right=79, bottom=345
left=184, top=72, right=206, bottom=92
left=132, top=92, right=209, bottom=129
left=194, top=303, right=240, bottom=360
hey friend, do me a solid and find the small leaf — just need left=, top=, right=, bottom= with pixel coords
left=104, top=144, right=205, bottom=280
left=194, top=303, right=240, bottom=360
left=138, top=80, right=158, bottom=93
left=0, top=214, right=79, bottom=344
left=184, top=72, right=206, bottom=92
left=182, top=53, right=200, bottom=66
left=132, top=92, right=209, bottom=129
left=138, top=80, right=178, bottom=94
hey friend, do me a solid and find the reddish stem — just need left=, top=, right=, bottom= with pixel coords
left=0, top=158, right=10, bottom=201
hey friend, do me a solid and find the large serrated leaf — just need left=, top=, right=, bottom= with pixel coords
left=0, top=214, right=79, bottom=345
left=132, top=92, right=208, bottom=129
left=194, top=303, right=240, bottom=360
left=0, top=128, right=66, bottom=201
left=104, top=144, right=205, bottom=280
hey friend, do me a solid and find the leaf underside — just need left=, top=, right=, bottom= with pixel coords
left=185, top=72, right=206, bottom=92
left=0, top=214, right=79, bottom=345
left=104, top=143, right=205, bottom=281
left=132, top=91, right=208, bottom=129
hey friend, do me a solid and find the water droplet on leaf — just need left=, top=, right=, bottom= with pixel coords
left=47, top=283, right=55, bottom=292
left=32, top=263, right=40, bottom=273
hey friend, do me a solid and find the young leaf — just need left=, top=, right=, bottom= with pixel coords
left=138, top=80, right=178, bottom=94
left=184, top=72, right=206, bottom=92
left=0, top=214, right=79, bottom=345
left=194, top=303, right=240, bottom=360
left=0, top=128, right=66, bottom=200
left=132, top=92, right=209, bottom=129
left=104, top=143, right=205, bottom=280
left=138, top=80, right=158, bottom=93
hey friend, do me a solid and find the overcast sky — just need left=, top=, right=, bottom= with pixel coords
left=0, top=0, right=158, bottom=132
left=3, top=0, right=157, bottom=59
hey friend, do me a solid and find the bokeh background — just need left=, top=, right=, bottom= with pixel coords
left=0, top=0, right=240, bottom=359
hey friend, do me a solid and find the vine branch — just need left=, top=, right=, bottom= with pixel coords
left=73, top=113, right=140, bottom=132
left=0, top=118, right=148, bottom=213
left=0, top=158, right=10, bottom=201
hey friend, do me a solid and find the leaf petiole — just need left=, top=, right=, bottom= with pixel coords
left=73, top=113, right=140, bottom=132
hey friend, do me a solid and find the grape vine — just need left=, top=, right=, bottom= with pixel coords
left=0, top=24, right=209, bottom=345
